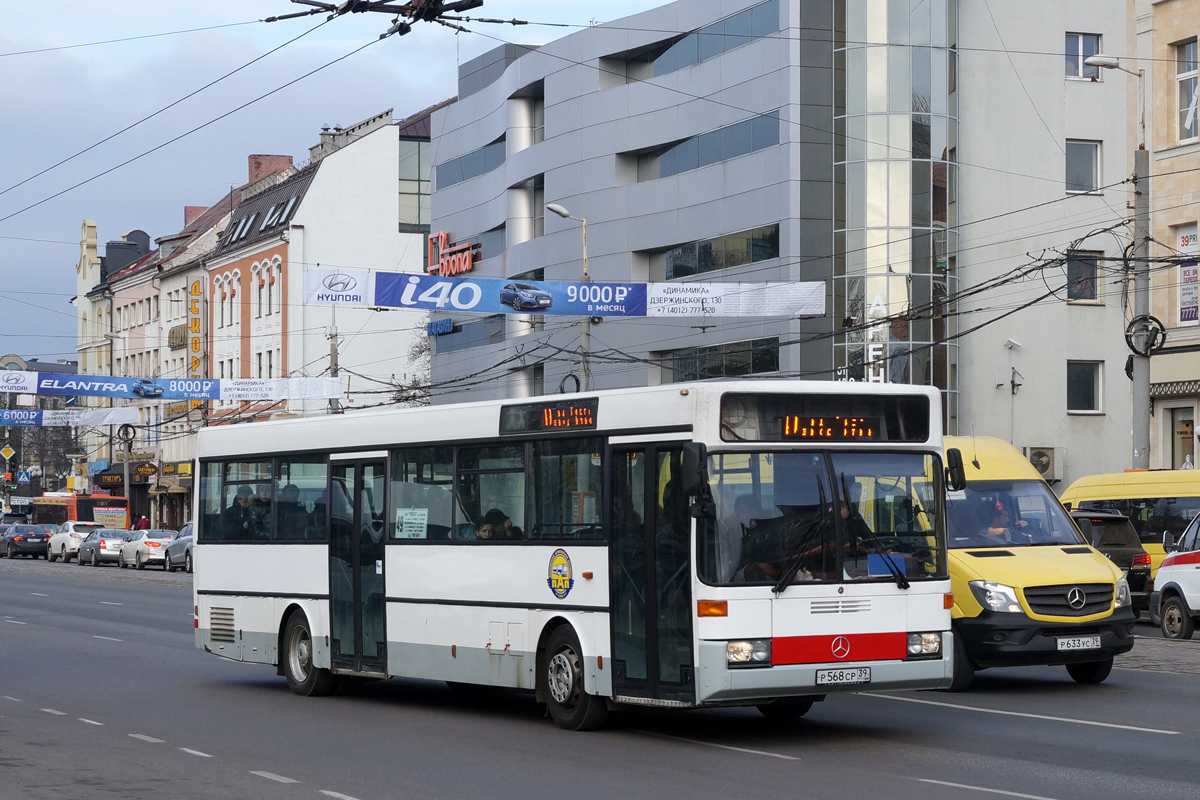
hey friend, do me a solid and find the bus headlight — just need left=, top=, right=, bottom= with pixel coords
left=727, top=639, right=771, bottom=667
left=906, top=632, right=942, bottom=657
left=1115, top=576, right=1131, bottom=609
left=969, top=581, right=1023, bottom=613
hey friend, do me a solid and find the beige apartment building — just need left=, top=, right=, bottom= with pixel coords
left=1132, top=0, right=1200, bottom=468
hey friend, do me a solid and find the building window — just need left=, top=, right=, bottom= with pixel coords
left=256, top=352, right=263, bottom=379
left=1178, top=41, right=1198, bottom=142
left=256, top=278, right=264, bottom=318
left=435, top=138, right=505, bottom=190
left=657, top=224, right=780, bottom=279
left=664, top=337, right=779, bottom=382
left=399, top=138, right=431, bottom=232
left=531, top=176, right=545, bottom=239
left=266, top=273, right=274, bottom=315
left=1067, top=361, right=1102, bottom=413
left=532, top=98, right=545, bottom=145
left=648, top=0, right=780, bottom=78
left=637, top=113, right=780, bottom=181
left=1065, top=140, right=1100, bottom=193
left=1065, top=33, right=1101, bottom=79
left=467, top=225, right=506, bottom=260
left=1066, top=251, right=1100, bottom=301
left=433, top=316, right=506, bottom=354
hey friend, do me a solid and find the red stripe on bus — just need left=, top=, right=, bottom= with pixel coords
left=772, top=632, right=906, bottom=665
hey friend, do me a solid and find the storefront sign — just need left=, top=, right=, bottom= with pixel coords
left=188, top=277, right=206, bottom=379
left=1180, top=224, right=1198, bottom=326
left=427, top=231, right=479, bottom=277
left=167, top=324, right=189, bottom=351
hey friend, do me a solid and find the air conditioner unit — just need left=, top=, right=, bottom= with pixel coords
left=1024, top=446, right=1061, bottom=482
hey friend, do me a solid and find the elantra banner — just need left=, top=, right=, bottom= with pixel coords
left=371, top=271, right=825, bottom=318
left=22, top=375, right=341, bottom=401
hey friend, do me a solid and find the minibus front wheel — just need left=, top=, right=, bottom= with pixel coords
left=1065, top=658, right=1113, bottom=684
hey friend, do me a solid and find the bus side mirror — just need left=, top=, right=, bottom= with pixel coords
left=681, top=442, right=708, bottom=497
left=946, top=448, right=967, bottom=492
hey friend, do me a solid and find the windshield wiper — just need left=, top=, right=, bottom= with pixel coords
left=773, top=478, right=830, bottom=596
left=840, top=473, right=910, bottom=590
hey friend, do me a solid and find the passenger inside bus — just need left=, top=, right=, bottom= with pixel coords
left=276, top=484, right=312, bottom=539
left=475, top=508, right=523, bottom=540
left=223, top=485, right=257, bottom=539
left=252, top=484, right=273, bottom=539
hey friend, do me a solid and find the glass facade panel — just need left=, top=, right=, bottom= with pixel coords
left=435, top=139, right=506, bottom=190
left=663, top=224, right=780, bottom=279
left=664, top=338, right=779, bottom=383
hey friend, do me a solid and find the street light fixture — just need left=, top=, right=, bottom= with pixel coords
left=547, top=203, right=592, bottom=390
left=1084, top=53, right=1152, bottom=468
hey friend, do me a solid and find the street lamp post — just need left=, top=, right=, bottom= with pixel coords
left=1085, top=54, right=1152, bottom=469
left=546, top=203, right=592, bottom=391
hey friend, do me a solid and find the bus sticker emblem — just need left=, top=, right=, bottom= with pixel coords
left=547, top=549, right=574, bottom=600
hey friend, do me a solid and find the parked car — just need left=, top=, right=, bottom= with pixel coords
left=1069, top=509, right=1152, bottom=616
left=164, top=522, right=193, bottom=573
left=1151, top=511, right=1200, bottom=639
left=131, top=378, right=163, bottom=398
left=118, top=530, right=174, bottom=570
left=2, top=512, right=29, bottom=525
left=499, top=282, right=553, bottom=311
left=1, top=524, right=52, bottom=558
left=77, top=528, right=131, bottom=567
left=47, top=520, right=106, bottom=562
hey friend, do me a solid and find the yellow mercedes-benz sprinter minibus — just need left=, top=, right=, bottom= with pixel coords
left=944, top=437, right=1134, bottom=691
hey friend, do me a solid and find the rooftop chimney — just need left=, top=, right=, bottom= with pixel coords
left=184, top=206, right=206, bottom=226
left=248, top=154, right=294, bottom=185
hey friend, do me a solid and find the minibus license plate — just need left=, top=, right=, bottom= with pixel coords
left=816, top=667, right=871, bottom=686
left=1056, top=635, right=1101, bottom=651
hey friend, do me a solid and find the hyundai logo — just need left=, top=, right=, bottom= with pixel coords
left=1067, top=587, right=1087, bottom=610
left=322, top=273, right=357, bottom=292
left=831, top=636, right=851, bottom=659
left=2, top=373, right=23, bottom=385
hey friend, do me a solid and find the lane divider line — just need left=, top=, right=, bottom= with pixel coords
left=3, top=697, right=20, bottom=702
left=40, top=709, right=66, bottom=716
left=320, top=791, right=362, bottom=800
left=915, top=778, right=1061, bottom=799
left=99, top=602, right=122, bottom=606
left=179, top=748, right=212, bottom=758
left=30, top=593, right=48, bottom=597
left=860, top=693, right=1181, bottom=735
left=93, top=636, right=122, bottom=642
left=251, top=771, right=299, bottom=784
left=129, top=734, right=165, bottom=743
left=78, top=718, right=103, bottom=726
left=5, top=620, right=27, bottom=625
left=640, top=731, right=800, bottom=760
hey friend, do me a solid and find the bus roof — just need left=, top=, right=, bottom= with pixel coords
left=1061, top=469, right=1200, bottom=501
left=197, top=380, right=945, bottom=460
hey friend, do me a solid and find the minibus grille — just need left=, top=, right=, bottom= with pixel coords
left=810, top=599, right=872, bottom=614
left=1023, top=584, right=1112, bottom=617
left=210, top=608, right=236, bottom=643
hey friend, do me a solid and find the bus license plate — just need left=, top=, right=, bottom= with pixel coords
left=816, top=667, right=871, bottom=686
left=1056, top=635, right=1101, bottom=651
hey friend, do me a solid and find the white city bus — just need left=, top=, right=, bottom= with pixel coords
left=194, top=380, right=955, bottom=729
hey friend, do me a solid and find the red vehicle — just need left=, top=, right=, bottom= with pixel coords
left=31, top=493, right=129, bottom=530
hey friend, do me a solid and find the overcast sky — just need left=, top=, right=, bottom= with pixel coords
left=0, top=0, right=664, bottom=364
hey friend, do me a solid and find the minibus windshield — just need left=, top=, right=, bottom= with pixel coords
left=947, top=480, right=1084, bottom=548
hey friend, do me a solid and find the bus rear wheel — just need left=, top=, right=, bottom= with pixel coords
left=283, top=610, right=338, bottom=697
left=543, top=626, right=608, bottom=731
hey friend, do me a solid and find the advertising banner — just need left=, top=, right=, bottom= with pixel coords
left=0, top=408, right=139, bottom=427
left=645, top=282, right=825, bottom=317
left=27, top=375, right=341, bottom=401
left=304, top=267, right=373, bottom=308
left=374, top=272, right=647, bottom=317
left=1180, top=223, right=1198, bottom=327
left=0, top=371, right=38, bottom=393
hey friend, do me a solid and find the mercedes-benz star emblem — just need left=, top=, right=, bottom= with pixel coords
left=322, top=273, right=357, bottom=292
left=831, top=636, right=851, bottom=659
left=1067, top=587, right=1087, bottom=610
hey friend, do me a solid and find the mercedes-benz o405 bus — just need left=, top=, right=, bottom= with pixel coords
left=193, top=381, right=956, bottom=729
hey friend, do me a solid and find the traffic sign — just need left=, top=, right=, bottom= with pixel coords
left=16, top=471, right=30, bottom=484
left=0, top=446, right=13, bottom=461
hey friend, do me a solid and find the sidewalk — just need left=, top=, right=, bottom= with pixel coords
left=1115, top=635, right=1200, bottom=675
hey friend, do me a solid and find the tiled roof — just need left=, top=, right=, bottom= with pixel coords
left=214, top=162, right=320, bottom=257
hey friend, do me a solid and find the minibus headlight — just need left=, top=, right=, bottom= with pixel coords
left=969, top=581, right=1023, bottom=614
left=1114, top=576, right=1131, bottom=609
left=906, top=632, right=942, bottom=657
left=727, top=639, right=771, bottom=667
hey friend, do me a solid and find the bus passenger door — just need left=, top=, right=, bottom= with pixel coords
left=329, top=459, right=388, bottom=677
left=609, top=445, right=695, bottom=703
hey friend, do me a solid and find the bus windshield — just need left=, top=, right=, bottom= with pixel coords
left=946, top=480, right=1083, bottom=549
left=698, top=451, right=946, bottom=585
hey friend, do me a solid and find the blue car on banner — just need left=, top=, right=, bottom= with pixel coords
left=500, top=282, right=554, bottom=311
left=132, top=379, right=164, bottom=398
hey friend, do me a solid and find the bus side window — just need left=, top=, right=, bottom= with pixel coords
left=276, top=458, right=328, bottom=540
left=390, top=448, right=453, bottom=541
left=529, top=438, right=603, bottom=541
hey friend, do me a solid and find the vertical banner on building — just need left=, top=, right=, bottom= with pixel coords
left=1179, top=224, right=1198, bottom=326
left=188, top=276, right=207, bottom=379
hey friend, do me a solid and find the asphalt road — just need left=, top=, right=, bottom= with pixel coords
left=2, top=556, right=1199, bottom=800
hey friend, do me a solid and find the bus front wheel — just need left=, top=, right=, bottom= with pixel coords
left=283, top=611, right=338, bottom=697
left=757, top=698, right=815, bottom=722
left=946, top=628, right=975, bottom=692
left=543, top=626, right=608, bottom=731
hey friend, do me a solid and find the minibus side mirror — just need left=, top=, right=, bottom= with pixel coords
left=945, top=448, right=967, bottom=492
left=681, top=442, right=708, bottom=497
left=1164, top=532, right=1177, bottom=552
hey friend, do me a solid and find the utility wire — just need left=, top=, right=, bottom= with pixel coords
left=0, top=20, right=264, bottom=58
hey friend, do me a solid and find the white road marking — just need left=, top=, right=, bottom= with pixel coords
left=92, top=635, right=122, bottom=642
left=641, top=731, right=800, bottom=760
left=128, top=734, right=165, bottom=743
left=251, top=771, right=299, bottom=784
left=99, top=601, right=122, bottom=606
left=30, top=593, right=48, bottom=597
left=915, top=778, right=1061, bottom=799
left=319, top=792, right=362, bottom=800
left=78, top=718, right=103, bottom=726
left=40, top=709, right=66, bottom=716
left=179, top=748, right=212, bottom=758
left=861, top=693, right=1181, bottom=735
left=5, top=620, right=27, bottom=625
left=3, top=697, right=20, bottom=702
